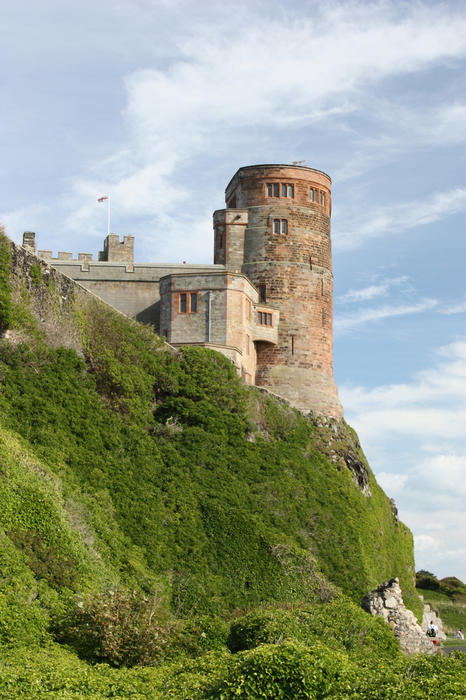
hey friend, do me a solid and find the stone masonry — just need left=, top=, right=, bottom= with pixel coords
left=362, top=578, right=435, bottom=654
left=26, top=164, right=343, bottom=419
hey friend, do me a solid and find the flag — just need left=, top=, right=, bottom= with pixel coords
left=97, top=196, right=108, bottom=202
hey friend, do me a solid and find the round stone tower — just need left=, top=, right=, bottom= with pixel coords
left=224, top=164, right=343, bottom=419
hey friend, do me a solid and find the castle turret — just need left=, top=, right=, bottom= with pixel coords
left=221, top=164, right=343, bottom=419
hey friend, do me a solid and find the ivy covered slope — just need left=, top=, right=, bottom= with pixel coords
left=0, top=232, right=418, bottom=617
left=5, top=232, right=464, bottom=698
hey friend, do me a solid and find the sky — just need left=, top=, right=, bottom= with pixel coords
left=1, top=0, right=465, bottom=583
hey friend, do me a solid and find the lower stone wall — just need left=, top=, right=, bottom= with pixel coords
left=255, top=363, right=343, bottom=419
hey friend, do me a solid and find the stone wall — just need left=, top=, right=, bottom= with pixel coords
left=362, top=578, right=435, bottom=654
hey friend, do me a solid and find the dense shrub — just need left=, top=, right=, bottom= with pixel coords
left=56, top=589, right=178, bottom=667
left=215, top=640, right=353, bottom=699
left=228, top=598, right=401, bottom=663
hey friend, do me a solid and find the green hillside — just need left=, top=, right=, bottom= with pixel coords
left=1, top=230, right=464, bottom=698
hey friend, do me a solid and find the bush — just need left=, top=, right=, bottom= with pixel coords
left=215, top=640, right=352, bottom=699
left=56, top=589, right=178, bottom=667
left=227, top=598, right=401, bottom=663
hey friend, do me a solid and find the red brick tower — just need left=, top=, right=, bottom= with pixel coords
left=222, top=164, right=343, bottom=419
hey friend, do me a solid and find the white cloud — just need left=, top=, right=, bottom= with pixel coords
left=441, top=300, right=466, bottom=315
left=334, top=298, right=437, bottom=334
left=57, top=1, right=466, bottom=259
left=342, top=340, right=466, bottom=580
left=337, top=276, right=410, bottom=303
left=415, top=535, right=440, bottom=553
left=335, top=188, right=466, bottom=251
left=377, top=472, right=408, bottom=495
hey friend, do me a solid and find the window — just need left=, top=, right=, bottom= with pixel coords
left=257, top=311, right=273, bottom=326
left=179, top=292, right=198, bottom=313
left=273, top=218, right=288, bottom=234
left=259, top=284, right=266, bottom=302
left=267, top=183, right=294, bottom=198
left=218, top=233, right=224, bottom=249
left=320, top=191, right=325, bottom=206
left=246, top=299, right=252, bottom=320
left=310, top=187, right=318, bottom=202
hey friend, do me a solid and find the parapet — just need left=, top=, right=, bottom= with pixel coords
left=98, top=234, right=134, bottom=263
left=22, top=231, right=36, bottom=255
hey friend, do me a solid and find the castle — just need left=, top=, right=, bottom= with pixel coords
left=23, top=164, right=343, bottom=419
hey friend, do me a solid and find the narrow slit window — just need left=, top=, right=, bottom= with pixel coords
left=282, top=183, right=287, bottom=197
left=267, top=183, right=273, bottom=197
left=273, top=218, right=280, bottom=234
left=288, top=184, right=294, bottom=197
left=190, top=293, right=197, bottom=312
left=291, top=335, right=295, bottom=355
left=320, top=191, right=325, bottom=206
left=180, top=293, right=187, bottom=313
left=273, top=183, right=279, bottom=197
left=281, top=219, right=288, bottom=235
left=259, top=284, right=266, bottom=302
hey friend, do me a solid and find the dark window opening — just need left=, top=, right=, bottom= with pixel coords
left=291, top=335, right=295, bottom=355
left=273, top=183, right=279, bottom=197
left=259, top=284, right=266, bottom=302
left=281, top=219, right=288, bottom=234
left=267, top=183, right=273, bottom=197
left=179, top=292, right=198, bottom=313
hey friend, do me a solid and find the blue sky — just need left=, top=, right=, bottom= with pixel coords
left=2, top=0, right=465, bottom=583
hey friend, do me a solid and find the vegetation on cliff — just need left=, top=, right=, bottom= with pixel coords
left=0, top=231, right=464, bottom=698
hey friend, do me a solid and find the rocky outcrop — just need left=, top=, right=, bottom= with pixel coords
left=421, top=598, right=446, bottom=641
left=362, top=578, right=435, bottom=654
left=307, top=412, right=372, bottom=495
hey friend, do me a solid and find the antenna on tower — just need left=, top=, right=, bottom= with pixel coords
left=292, top=160, right=306, bottom=166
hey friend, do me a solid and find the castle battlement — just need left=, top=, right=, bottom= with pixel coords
left=23, top=164, right=343, bottom=418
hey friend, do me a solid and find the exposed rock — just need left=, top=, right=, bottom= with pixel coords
left=307, top=412, right=372, bottom=495
left=389, top=498, right=398, bottom=522
left=362, top=578, right=435, bottom=654
left=420, top=597, right=446, bottom=641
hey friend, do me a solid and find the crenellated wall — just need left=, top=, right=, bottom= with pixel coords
left=21, top=162, right=343, bottom=419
